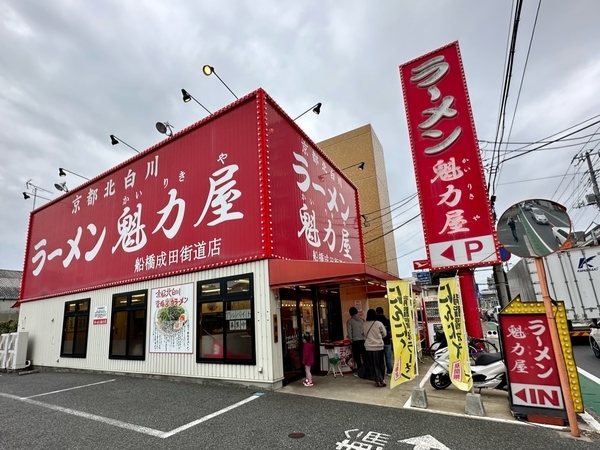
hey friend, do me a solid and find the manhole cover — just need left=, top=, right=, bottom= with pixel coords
left=288, top=432, right=305, bottom=439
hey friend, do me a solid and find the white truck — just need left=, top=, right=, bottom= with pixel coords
left=506, top=247, right=600, bottom=337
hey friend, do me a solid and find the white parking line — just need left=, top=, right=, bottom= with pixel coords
left=22, top=379, right=116, bottom=399
left=577, top=367, right=600, bottom=385
left=0, top=391, right=262, bottom=439
left=162, top=395, right=261, bottom=438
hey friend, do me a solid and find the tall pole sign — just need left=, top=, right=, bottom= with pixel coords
left=399, top=41, right=499, bottom=270
left=399, top=41, right=500, bottom=339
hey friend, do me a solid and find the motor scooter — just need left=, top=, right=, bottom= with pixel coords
left=429, top=346, right=508, bottom=391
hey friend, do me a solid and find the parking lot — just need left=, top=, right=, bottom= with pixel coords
left=1, top=370, right=599, bottom=450
left=0, top=371, right=267, bottom=449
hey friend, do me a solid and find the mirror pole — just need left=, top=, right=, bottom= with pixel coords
left=534, top=257, right=580, bottom=437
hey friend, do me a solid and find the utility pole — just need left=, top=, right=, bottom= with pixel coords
left=492, top=263, right=511, bottom=308
left=584, top=151, right=600, bottom=208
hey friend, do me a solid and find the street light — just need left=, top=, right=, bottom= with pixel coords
left=110, top=135, right=139, bottom=154
left=181, top=89, right=211, bottom=114
left=341, top=161, right=365, bottom=171
left=54, top=181, right=69, bottom=193
left=293, top=103, right=322, bottom=121
left=202, top=65, right=238, bottom=100
left=59, top=168, right=90, bottom=181
left=155, top=121, right=174, bottom=137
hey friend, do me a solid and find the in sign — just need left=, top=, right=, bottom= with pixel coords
left=511, top=383, right=564, bottom=409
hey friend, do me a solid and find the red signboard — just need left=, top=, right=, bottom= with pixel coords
left=399, top=41, right=499, bottom=269
left=266, top=98, right=363, bottom=264
left=21, top=97, right=266, bottom=300
left=413, top=259, right=430, bottom=270
left=20, top=90, right=363, bottom=301
left=500, top=314, right=564, bottom=410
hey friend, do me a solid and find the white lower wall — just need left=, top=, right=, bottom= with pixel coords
left=19, top=260, right=284, bottom=388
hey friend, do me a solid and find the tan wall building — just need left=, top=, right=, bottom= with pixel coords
left=318, top=125, right=399, bottom=277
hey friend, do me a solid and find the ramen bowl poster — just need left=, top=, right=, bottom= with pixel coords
left=150, top=283, right=194, bottom=353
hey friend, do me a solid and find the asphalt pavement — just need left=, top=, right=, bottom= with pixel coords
left=573, top=338, right=600, bottom=417
left=0, top=370, right=599, bottom=449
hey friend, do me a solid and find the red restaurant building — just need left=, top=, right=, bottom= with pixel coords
left=18, top=89, right=397, bottom=389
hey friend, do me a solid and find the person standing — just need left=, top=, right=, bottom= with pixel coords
left=508, top=217, right=518, bottom=242
left=376, top=306, right=393, bottom=376
left=302, top=334, right=315, bottom=386
left=362, top=308, right=387, bottom=387
left=346, top=306, right=365, bottom=371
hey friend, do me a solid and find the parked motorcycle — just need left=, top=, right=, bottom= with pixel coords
left=429, top=346, right=508, bottom=391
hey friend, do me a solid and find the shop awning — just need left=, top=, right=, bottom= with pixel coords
left=268, top=259, right=398, bottom=291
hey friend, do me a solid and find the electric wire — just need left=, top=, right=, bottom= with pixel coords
left=492, top=0, right=541, bottom=194
left=488, top=0, right=517, bottom=193
left=490, top=0, right=524, bottom=196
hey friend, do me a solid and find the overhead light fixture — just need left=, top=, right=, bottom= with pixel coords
left=54, top=182, right=69, bottom=193
left=293, top=102, right=322, bottom=121
left=109, top=135, right=140, bottom=154
left=181, top=88, right=211, bottom=114
left=341, top=161, right=366, bottom=171
left=202, top=64, right=238, bottom=100
left=23, top=180, right=53, bottom=210
left=59, top=167, right=89, bottom=181
left=156, top=121, right=174, bottom=137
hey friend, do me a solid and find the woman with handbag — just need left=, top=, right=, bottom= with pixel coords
left=359, top=308, right=387, bottom=387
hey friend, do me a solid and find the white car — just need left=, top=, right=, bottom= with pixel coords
left=591, top=325, right=600, bottom=358
left=530, top=208, right=549, bottom=225
left=552, top=227, right=571, bottom=245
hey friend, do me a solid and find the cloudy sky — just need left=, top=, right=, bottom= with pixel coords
left=2, top=0, right=600, bottom=288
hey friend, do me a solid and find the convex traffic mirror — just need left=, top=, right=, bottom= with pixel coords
left=496, top=199, right=572, bottom=258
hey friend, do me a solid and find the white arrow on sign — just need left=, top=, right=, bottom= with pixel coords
left=398, top=435, right=450, bottom=450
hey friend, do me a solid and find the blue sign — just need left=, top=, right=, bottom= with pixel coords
left=416, top=271, right=431, bottom=286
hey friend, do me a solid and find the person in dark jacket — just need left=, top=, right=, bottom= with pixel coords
left=376, top=306, right=393, bottom=375
left=508, top=217, right=518, bottom=242
left=346, top=306, right=365, bottom=370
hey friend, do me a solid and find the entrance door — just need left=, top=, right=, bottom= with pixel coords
left=281, top=300, right=302, bottom=382
left=281, top=294, right=317, bottom=383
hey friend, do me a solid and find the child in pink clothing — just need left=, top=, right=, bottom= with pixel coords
left=302, top=334, right=315, bottom=386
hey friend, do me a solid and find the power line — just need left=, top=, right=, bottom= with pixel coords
left=499, top=118, right=600, bottom=164
left=479, top=131, right=600, bottom=146
left=363, top=213, right=421, bottom=245
left=497, top=172, right=583, bottom=185
left=481, top=136, right=600, bottom=153
left=490, top=0, right=524, bottom=196
left=492, top=0, right=541, bottom=194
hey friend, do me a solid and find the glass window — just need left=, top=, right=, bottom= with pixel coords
left=200, top=282, right=220, bottom=297
left=197, top=274, right=255, bottom=365
left=227, top=278, right=250, bottom=294
left=109, top=290, right=147, bottom=360
left=60, top=299, right=90, bottom=358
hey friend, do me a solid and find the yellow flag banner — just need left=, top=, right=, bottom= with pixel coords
left=437, top=277, right=472, bottom=391
left=387, top=280, right=416, bottom=388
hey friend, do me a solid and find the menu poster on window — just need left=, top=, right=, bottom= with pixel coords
left=150, top=283, right=194, bottom=353
left=93, top=306, right=108, bottom=325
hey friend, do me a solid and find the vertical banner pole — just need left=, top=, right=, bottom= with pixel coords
left=411, top=284, right=420, bottom=384
left=458, top=267, right=483, bottom=339
left=534, top=258, right=580, bottom=437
